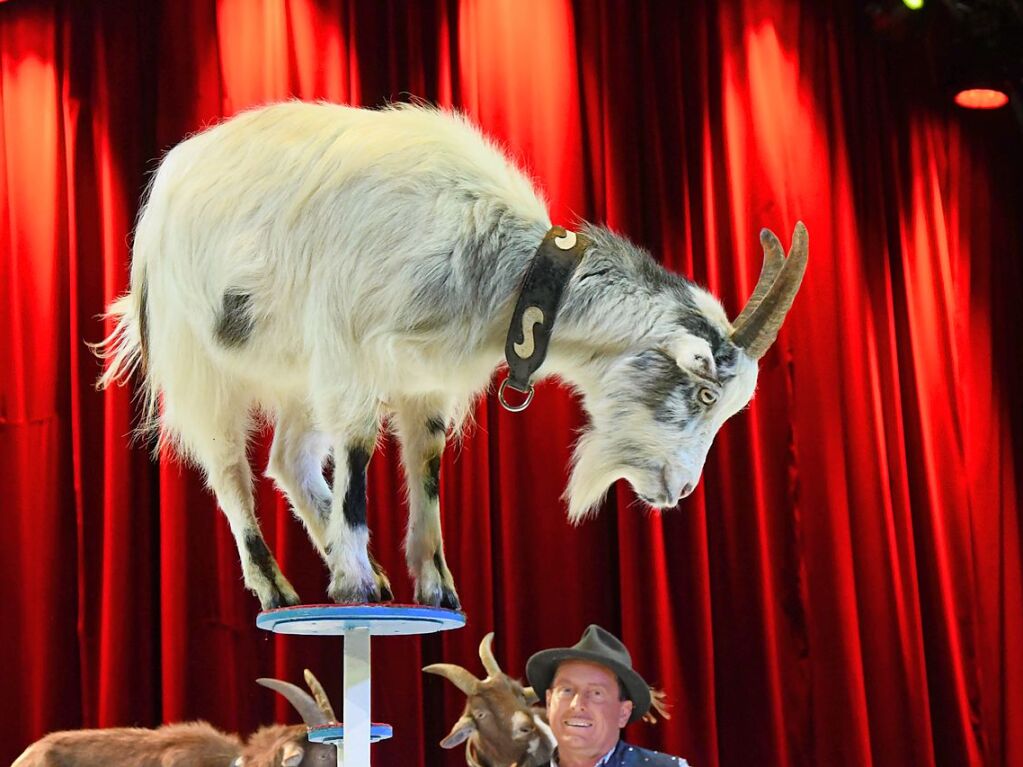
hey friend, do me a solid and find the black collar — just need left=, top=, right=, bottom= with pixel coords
left=500, top=225, right=590, bottom=412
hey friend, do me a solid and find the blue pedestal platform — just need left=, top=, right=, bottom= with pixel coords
left=256, top=603, right=466, bottom=636
left=308, top=723, right=395, bottom=744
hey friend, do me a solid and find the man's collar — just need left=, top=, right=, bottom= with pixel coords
left=499, top=225, right=589, bottom=412
left=551, top=740, right=620, bottom=767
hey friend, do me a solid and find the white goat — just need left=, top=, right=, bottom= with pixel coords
left=96, top=101, right=807, bottom=610
left=13, top=671, right=340, bottom=767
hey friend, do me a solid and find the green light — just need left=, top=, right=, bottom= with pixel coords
left=903, top=0, right=924, bottom=9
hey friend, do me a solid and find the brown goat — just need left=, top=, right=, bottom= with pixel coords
left=425, top=633, right=556, bottom=767
left=13, top=671, right=339, bottom=767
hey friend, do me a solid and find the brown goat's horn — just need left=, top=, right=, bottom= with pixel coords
left=732, top=227, right=786, bottom=329
left=522, top=686, right=539, bottom=705
left=478, top=632, right=503, bottom=678
left=303, top=668, right=338, bottom=722
left=423, top=663, right=481, bottom=696
left=256, top=678, right=331, bottom=727
left=730, top=221, right=808, bottom=359
left=641, top=687, right=673, bottom=724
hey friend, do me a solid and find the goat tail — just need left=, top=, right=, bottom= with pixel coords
left=90, top=271, right=158, bottom=435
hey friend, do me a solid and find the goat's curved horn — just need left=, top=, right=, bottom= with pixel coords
left=730, top=221, right=808, bottom=359
left=256, top=678, right=331, bottom=727
left=423, top=663, right=481, bottom=695
left=641, top=687, right=673, bottom=724
left=303, top=668, right=338, bottom=722
left=732, top=227, right=787, bottom=329
left=479, top=632, right=503, bottom=678
left=522, top=686, right=539, bottom=705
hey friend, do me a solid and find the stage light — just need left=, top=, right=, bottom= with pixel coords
left=902, top=0, right=924, bottom=10
left=953, top=87, right=1009, bottom=109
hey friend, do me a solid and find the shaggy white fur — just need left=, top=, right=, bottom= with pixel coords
left=96, top=101, right=802, bottom=609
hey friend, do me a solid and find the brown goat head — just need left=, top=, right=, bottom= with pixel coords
left=424, top=633, right=555, bottom=767
left=245, top=669, right=339, bottom=767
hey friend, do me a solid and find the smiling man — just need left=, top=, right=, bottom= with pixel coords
left=525, top=625, right=689, bottom=767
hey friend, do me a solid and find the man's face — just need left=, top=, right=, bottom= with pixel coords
left=545, top=660, right=633, bottom=763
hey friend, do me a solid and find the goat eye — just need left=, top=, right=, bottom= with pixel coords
left=474, top=710, right=488, bottom=720
left=698, top=387, right=718, bottom=406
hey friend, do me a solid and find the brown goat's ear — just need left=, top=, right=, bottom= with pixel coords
left=522, top=686, right=539, bottom=705
left=281, top=741, right=304, bottom=767
left=440, top=713, right=476, bottom=748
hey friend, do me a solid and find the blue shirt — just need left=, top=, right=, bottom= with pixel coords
left=548, top=739, right=690, bottom=767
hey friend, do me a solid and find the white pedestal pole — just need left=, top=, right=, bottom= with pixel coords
left=342, top=626, right=372, bottom=766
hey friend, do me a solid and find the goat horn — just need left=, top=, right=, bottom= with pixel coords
left=423, top=663, right=481, bottom=695
left=522, top=686, right=539, bottom=705
left=303, top=668, right=338, bottom=722
left=478, top=632, right=503, bottom=678
left=732, top=226, right=787, bottom=329
left=641, top=687, right=673, bottom=724
left=256, top=678, right=331, bottom=727
left=730, top=221, right=808, bottom=359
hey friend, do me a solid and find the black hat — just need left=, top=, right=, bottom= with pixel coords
left=525, top=625, right=651, bottom=723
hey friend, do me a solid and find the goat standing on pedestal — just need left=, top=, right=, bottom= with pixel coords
left=95, top=102, right=807, bottom=610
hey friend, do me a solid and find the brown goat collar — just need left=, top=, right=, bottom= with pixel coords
left=499, top=225, right=589, bottom=412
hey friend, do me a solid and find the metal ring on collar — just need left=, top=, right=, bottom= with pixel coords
left=498, top=378, right=534, bottom=412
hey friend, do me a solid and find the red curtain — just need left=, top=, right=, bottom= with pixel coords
left=2, top=1, right=1021, bottom=765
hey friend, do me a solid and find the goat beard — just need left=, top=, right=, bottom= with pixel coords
left=565, top=432, right=628, bottom=524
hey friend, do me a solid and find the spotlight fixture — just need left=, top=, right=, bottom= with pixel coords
left=953, top=87, right=1009, bottom=109
left=903, top=0, right=925, bottom=10
left=942, top=1, right=1022, bottom=110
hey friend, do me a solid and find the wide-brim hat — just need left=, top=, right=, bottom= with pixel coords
left=526, top=625, right=651, bottom=723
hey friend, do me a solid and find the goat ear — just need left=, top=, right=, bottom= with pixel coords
left=667, top=333, right=716, bottom=380
left=440, top=714, right=476, bottom=748
left=281, top=741, right=304, bottom=767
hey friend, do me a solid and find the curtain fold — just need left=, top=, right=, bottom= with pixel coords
left=2, top=1, right=1021, bottom=765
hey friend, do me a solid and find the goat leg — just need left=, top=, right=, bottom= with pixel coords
left=395, top=398, right=461, bottom=610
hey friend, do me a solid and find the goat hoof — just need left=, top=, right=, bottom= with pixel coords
left=416, top=585, right=461, bottom=611
left=438, top=589, right=461, bottom=611
left=371, top=566, right=394, bottom=602
left=261, top=587, right=301, bottom=611
left=328, top=578, right=389, bottom=604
